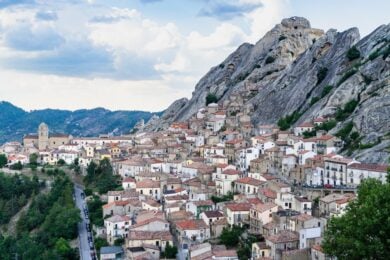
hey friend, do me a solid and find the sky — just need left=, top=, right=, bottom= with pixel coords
left=0, top=0, right=389, bottom=112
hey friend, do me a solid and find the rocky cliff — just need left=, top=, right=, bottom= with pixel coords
left=143, top=17, right=390, bottom=163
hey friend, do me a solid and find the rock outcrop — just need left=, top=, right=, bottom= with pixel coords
left=148, top=17, right=390, bottom=162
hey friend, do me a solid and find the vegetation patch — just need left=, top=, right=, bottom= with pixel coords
left=316, top=119, right=337, bottom=131
left=316, top=67, right=328, bottom=85
left=321, top=85, right=333, bottom=97
left=211, top=192, right=233, bottom=204
left=0, top=176, right=81, bottom=259
left=277, top=110, right=302, bottom=130
left=323, top=178, right=390, bottom=259
left=84, top=158, right=121, bottom=194
left=337, top=68, right=358, bottom=86
left=346, top=46, right=361, bottom=61
left=310, top=96, right=321, bottom=106
left=206, top=92, right=218, bottom=106
left=0, top=172, right=41, bottom=225
left=265, top=56, right=276, bottom=64
left=335, top=99, right=359, bottom=121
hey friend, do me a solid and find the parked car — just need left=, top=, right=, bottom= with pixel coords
left=324, top=184, right=333, bottom=189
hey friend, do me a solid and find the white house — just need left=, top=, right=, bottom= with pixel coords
left=346, top=163, right=388, bottom=187
left=176, top=219, right=210, bottom=243
left=294, top=122, right=315, bottom=136
left=104, top=215, right=131, bottom=244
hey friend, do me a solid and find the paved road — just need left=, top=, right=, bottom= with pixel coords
left=74, top=185, right=94, bottom=260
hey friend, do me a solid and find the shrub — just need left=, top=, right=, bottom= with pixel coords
left=383, top=45, right=390, bottom=60
left=316, top=119, right=337, bottom=132
left=338, top=68, right=358, bottom=86
left=336, top=121, right=354, bottom=140
left=277, top=111, right=302, bottom=130
left=205, top=93, right=218, bottom=106
left=278, top=35, right=287, bottom=41
left=57, top=159, right=66, bottom=166
left=362, top=74, right=372, bottom=85
left=321, top=85, right=333, bottom=97
left=303, top=130, right=316, bottom=138
left=343, top=99, right=359, bottom=114
left=10, top=161, right=23, bottom=170
left=368, top=50, right=381, bottom=61
left=346, top=46, right=361, bottom=61
left=310, top=96, right=320, bottom=106
left=265, top=56, right=275, bottom=64
left=317, top=67, right=328, bottom=85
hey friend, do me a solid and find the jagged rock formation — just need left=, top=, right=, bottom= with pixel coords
left=146, top=17, right=390, bottom=163
left=142, top=98, right=188, bottom=131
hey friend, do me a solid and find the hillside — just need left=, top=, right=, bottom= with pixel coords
left=0, top=101, right=161, bottom=144
left=143, top=17, right=390, bottom=163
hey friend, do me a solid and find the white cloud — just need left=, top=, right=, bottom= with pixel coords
left=88, top=8, right=181, bottom=56
left=0, top=69, right=189, bottom=111
left=0, top=1, right=290, bottom=111
left=245, top=0, right=290, bottom=42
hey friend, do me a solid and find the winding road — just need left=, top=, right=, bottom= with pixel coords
left=74, top=184, right=95, bottom=260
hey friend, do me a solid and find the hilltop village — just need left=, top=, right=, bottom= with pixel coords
left=1, top=94, right=388, bottom=260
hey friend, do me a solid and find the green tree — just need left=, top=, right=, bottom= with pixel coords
left=317, top=67, right=328, bottom=85
left=219, top=226, right=243, bottom=247
left=10, top=161, right=23, bottom=170
left=54, top=237, right=75, bottom=258
left=322, top=179, right=390, bottom=259
left=29, top=153, right=38, bottom=171
left=114, top=237, right=125, bottom=246
left=0, top=154, right=7, bottom=168
left=94, top=237, right=108, bottom=251
left=206, top=93, right=218, bottom=106
left=57, top=159, right=66, bottom=166
left=163, top=243, right=178, bottom=258
left=346, top=46, right=360, bottom=61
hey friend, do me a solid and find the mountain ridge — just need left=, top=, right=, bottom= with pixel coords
left=0, top=101, right=162, bottom=144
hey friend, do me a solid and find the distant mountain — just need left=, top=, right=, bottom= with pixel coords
left=0, top=101, right=162, bottom=144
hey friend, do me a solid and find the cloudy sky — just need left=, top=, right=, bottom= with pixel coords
left=0, top=0, right=389, bottom=112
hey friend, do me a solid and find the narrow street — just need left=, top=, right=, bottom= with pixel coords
left=74, top=184, right=95, bottom=260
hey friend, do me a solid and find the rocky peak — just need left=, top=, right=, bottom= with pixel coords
left=146, top=18, right=389, bottom=163
left=281, top=16, right=311, bottom=29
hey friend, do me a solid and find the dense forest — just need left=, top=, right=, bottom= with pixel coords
left=0, top=175, right=80, bottom=259
left=0, top=172, right=42, bottom=225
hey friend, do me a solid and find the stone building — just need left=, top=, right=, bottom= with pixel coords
left=23, top=122, right=71, bottom=151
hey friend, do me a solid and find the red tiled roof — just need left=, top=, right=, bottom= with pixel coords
left=266, top=231, right=299, bottom=243
left=123, top=177, right=135, bottom=183
left=348, top=163, right=388, bottom=172
left=128, top=231, right=172, bottom=241
left=297, top=122, right=314, bottom=128
left=176, top=219, right=208, bottom=230
left=252, top=202, right=277, bottom=213
left=259, top=188, right=277, bottom=199
left=223, top=169, right=241, bottom=175
left=136, top=179, right=160, bottom=188
left=226, top=202, right=251, bottom=212
left=235, top=177, right=264, bottom=186
left=103, top=200, right=130, bottom=209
